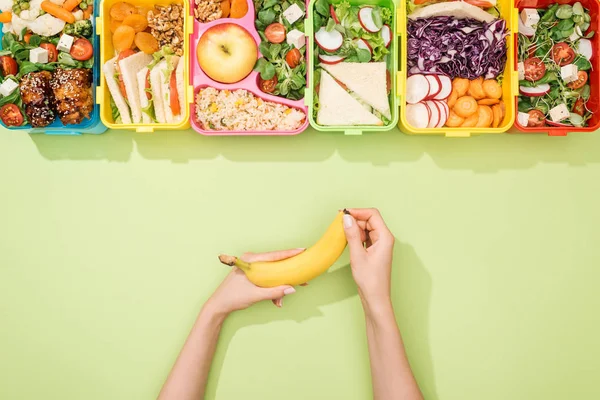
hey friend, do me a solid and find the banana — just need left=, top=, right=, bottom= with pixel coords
left=219, top=211, right=347, bottom=287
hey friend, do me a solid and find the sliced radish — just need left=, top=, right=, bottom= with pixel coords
left=406, top=74, right=430, bottom=104
left=319, top=54, right=345, bottom=64
left=330, top=4, right=339, bottom=24
left=356, top=38, right=373, bottom=55
left=518, top=17, right=535, bottom=37
left=435, top=101, right=449, bottom=128
left=425, top=100, right=440, bottom=128
left=520, top=84, right=550, bottom=97
left=424, top=75, right=441, bottom=100
left=358, top=7, right=381, bottom=33
left=578, top=38, right=593, bottom=60
left=546, top=120, right=571, bottom=127
left=315, top=27, right=343, bottom=52
left=434, top=75, right=452, bottom=100
left=405, top=103, right=429, bottom=129
left=381, top=24, right=391, bottom=48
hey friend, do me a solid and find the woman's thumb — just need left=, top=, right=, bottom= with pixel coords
left=343, top=213, right=364, bottom=254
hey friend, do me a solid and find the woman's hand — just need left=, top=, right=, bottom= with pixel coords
left=342, top=208, right=395, bottom=311
left=205, top=249, right=304, bottom=317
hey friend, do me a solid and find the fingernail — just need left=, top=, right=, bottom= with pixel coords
left=296, top=248, right=306, bottom=251
left=284, top=287, right=296, bottom=295
left=343, top=214, right=353, bottom=228
left=275, top=298, right=282, bottom=308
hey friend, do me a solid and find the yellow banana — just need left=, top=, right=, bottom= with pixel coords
left=219, top=211, right=347, bottom=287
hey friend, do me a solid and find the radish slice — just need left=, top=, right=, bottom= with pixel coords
left=406, top=74, right=430, bottom=104
left=330, top=4, right=339, bottom=24
left=424, top=75, right=441, bottom=100
left=319, top=54, right=346, bottom=64
left=315, top=27, right=343, bottom=52
left=434, top=75, right=452, bottom=100
left=381, top=24, right=391, bottom=47
left=518, top=17, right=535, bottom=37
left=406, top=103, right=429, bottom=129
left=358, top=7, right=381, bottom=33
left=578, top=38, right=593, bottom=60
left=435, top=101, right=449, bottom=127
left=425, top=100, right=440, bottom=128
left=519, top=84, right=550, bottom=97
left=356, top=38, right=373, bottom=55
left=547, top=120, right=571, bottom=127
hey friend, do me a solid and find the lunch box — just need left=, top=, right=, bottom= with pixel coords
left=189, top=0, right=309, bottom=135
left=0, top=0, right=107, bottom=135
left=96, top=0, right=192, bottom=132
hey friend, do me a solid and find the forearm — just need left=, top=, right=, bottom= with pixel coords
left=362, top=298, right=423, bottom=400
left=158, top=302, right=227, bottom=400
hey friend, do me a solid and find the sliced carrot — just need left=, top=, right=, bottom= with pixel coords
left=445, top=110, right=465, bottom=127
left=498, top=100, right=505, bottom=121
left=447, top=89, right=458, bottom=108
left=467, top=77, right=485, bottom=100
left=461, top=113, right=478, bottom=127
left=62, top=0, right=82, bottom=12
left=220, top=0, right=230, bottom=17
left=482, top=79, right=502, bottom=99
left=454, top=96, right=478, bottom=118
left=491, top=104, right=502, bottom=128
left=82, top=4, right=93, bottom=19
left=41, top=1, right=75, bottom=23
left=452, top=77, right=469, bottom=97
left=477, top=98, right=500, bottom=105
left=476, top=105, right=493, bottom=127
left=0, top=11, right=12, bottom=23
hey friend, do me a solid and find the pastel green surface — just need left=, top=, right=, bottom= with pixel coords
left=1, top=128, right=599, bottom=400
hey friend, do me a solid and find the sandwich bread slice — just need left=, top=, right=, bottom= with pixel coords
left=150, top=60, right=167, bottom=124
left=103, top=57, right=132, bottom=124
left=137, top=67, right=151, bottom=124
left=118, top=52, right=153, bottom=123
left=408, top=1, right=495, bottom=22
left=317, top=71, right=382, bottom=126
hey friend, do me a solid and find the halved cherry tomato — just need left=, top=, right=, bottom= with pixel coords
left=527, top=45, right=537, bottom=58
left=258, top=75, right=278, bottom=93
left=552, top=43, right=575, bottom=66
left=330, top=4, right=339, bottom=23
left=285, top=48, right=301, bottom=68
left=265, top=23, right=286, bottom=44
left=116, top=49, right=136, bottom=99
left=0, top=56, right=18, bottom=76
left=464, top=0, right=494, bottom=7
left=145, top=69, right=152, bottom=100
left=524, top=57, right=546, bottom=81
left=572, top=98, right=585, bottom=116
left=40, top=43, right=58, bottom=63
left=24, top=32, right=32, bottom=44
left=169, top=69, right=181, bottom=116
left=386, top=69, right=391, bottom=94
left=70, top=38, right=93, bottom=61
left=568, top=71, right=588, bottom=89
left=0, top=104, right=24, bottom=126
left=527, top=109, right=546, bottom=127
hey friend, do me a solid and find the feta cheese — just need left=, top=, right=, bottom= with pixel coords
left=286, top=29, right=305, bottom=49
left=521, top=8, right=540, bottom=28
left=518, top=61, right=525, bottom=80
left=73, top=9, right=83, bottom=21
left=57, top=34, right=74, bottom=53
left=549, top=104, right=569, bottom=122
left=0, top=79, right=19, bottom=96
left=30, top=47, right=49, bottom=64
left=283, top=3, right=304, bottom=25
left=517, top=111, right=530, bottom=127
left=560, top=64, right=578, bottom=83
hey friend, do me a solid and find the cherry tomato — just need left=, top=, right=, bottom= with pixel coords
left=145, top=69, right=152, bottom=100
left=386, top=69, right=391, bottom=94
left=24, top=32, right=32, bottom=44
left=524, top=57, right=546, bottom=81
left=567, top=71, right=588, bottom=89
left=265, top=23, right=286, bottom=44
left=285, top=48, right=301, bottom=68
left=0, top=104, right=24, bottom=126
left=40, top=43, right=58, bottom=63
left=572, top=98, right=586, bottom=116
left=527, top=109, right=546, bottom=127
left=169, top=69, right=181, bottom=116
left=0, top=56, right=18, bottom=76
left=527, top=45, right=537, bottom=58
left=116, top=49, right=136, bottom=99
left=552, top=43, right=575, bottom=66
left=70, top=38, right=94, bottom=61
left=258, top=75, right=278, bottom=93
left=464, top=0, right=494, bottom=7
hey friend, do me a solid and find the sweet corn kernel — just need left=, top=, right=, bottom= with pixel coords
left=235, top=99, right=244, bottom=106
left=284, top=109, right=291, bottom=114
left=210, top=103, right=218, bottom=113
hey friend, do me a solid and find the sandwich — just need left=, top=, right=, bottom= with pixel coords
left=317, top=70, right=383, bottom=126
left=408, top=1, right=496, bottom=22
left=321, top=62, right=391, bottom=119
left=104, top=48, right=185, bottom=125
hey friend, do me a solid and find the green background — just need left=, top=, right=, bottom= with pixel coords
left=1, top=128, right=599, bottom=400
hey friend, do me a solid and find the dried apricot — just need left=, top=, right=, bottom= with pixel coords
left=220, top=0, right=230, bottom=18
left=110, top=2, right=136, bottom=21
left=134, top=32, right=159, bottom=54
left=110, top=17, right=122, bottom=33
left=230, top=0, right=248, bottom=18
left=113, top=25, right=135, bottom=52
left=136, top=5, right=154, bottom=17
left=122, top=14, right=148, bottom=32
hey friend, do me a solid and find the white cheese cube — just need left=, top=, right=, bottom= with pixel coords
left=57, top=34, right=75, bottom=53
left=521, top=8, right=540, bottom=28
left=30, top=47, right=49, bottom=64
left=0, top=79, right=19, bottom=96
left=518, top=62, right=525, bottom=80
left=549, top=104, right=570, bottom=122
left=517, top=111, right=530, bottom=127
left=283, top=3, right=304, bottom=25
left=287, top=29, right=305, bottom=49
left=560, top=64, right=578, bottom=83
